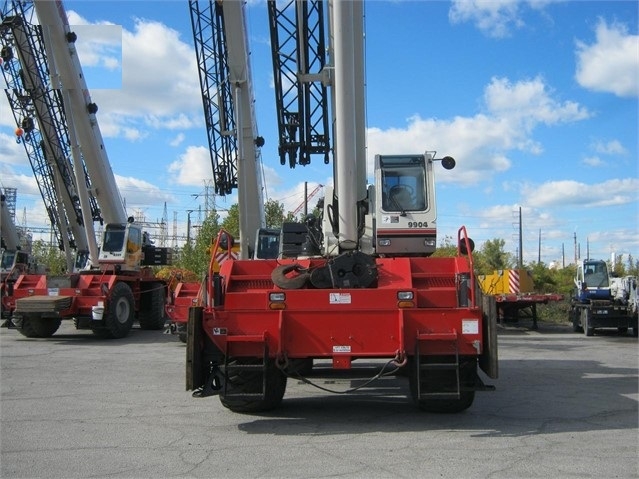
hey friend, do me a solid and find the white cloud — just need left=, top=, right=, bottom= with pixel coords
left=115, top=174, right=175, bottom=210
left=575, top=20, right=639, bottom=98
left=582, top=156, right=605, bottom=167
left=169, top=133, right=186, bottom=147
left=366, top=76, right=590, bottom=186
left=0, top=170, right=38, bottom=198
left=0, top=133, right=29, bottom=167
left=87, top=18, right=203, bottom=137
left=66, top=11, right=122, bottom=72
left=449, top=0, right=524, bottom=38
left=592, top=139, right=627, bottom=155
left=168, top=146, right=214, bottom=187
left=522, top=178, right=639, bottom=208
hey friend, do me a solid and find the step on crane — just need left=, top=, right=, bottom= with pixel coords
left=1, top=0, right=171, bottom=339
left=186, top=0, right=498, bottom=414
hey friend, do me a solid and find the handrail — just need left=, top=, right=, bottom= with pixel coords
left=206, top=228, right=235, bottom=308
left=457, top=226, right=476, bottom=308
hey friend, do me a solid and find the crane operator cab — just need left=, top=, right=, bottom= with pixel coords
left=575, top=259, right=612, bottom=301
left=99, top=221, right=144, bottom=271
left=373, top=152, right=455, bottom=256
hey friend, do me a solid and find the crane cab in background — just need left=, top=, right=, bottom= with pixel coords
left=373, top=153, right=455, bottom=257
left=254, top=228, right=280, bottom=259
left=1, top=250, right=32, bottom=278
left=99, top=221, right=171, bottom=270
left=99, top=222, right=143, bottom=270
left=575, top=259, right=612, bottom=301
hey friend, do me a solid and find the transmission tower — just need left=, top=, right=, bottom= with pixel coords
left=172, top=211, right=178, bottom=249
left=160, top=202, right=168, bottom=247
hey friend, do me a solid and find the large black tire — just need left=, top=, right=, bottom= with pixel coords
left=583, top=309, right=594, bottom=337
left=93, top=282, right=134, bottom=339
left=219, top=359, right=287, bottom=413
left=138, top=282, right=166, bottom=330
left=570, top=308, right=583, bottom=333
left=15, top=315, right=61, bottom=338
left=409, top=357, right=476, bottom=413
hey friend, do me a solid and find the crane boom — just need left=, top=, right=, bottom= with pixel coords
left=268, top=0, right=330, bottom=167
left=0, top=1, right=99, bottom=269
left=189, top=0, right=265, bottom=258
left=0, top=193, right=20, bottom=251
left=33, top=0, right=126, bottom=226
left=291, top=183, right=323, bottom=217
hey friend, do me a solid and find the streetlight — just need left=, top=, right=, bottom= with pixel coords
left=186, top=210, right=195, bottom=245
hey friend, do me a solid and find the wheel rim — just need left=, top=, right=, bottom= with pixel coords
left=115, top=297, right=131, bottom=324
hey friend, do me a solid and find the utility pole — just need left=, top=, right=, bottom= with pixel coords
left=538, top=228, right=541, bottom=264
left=518, top=207, right=523, bottom=269
left=186, top=210, right=195, bottom=246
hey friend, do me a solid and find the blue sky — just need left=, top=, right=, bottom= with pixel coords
left=0, top=0, right=637, bottom=266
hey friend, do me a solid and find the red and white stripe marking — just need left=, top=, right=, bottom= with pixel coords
left=508, top=270, right=520, bottom=294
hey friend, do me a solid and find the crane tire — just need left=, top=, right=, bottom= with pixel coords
left=16, top=315, right=61, bottom=338
left=138, top=282, right=166, bottom=330
left=93, top=282, right=134, bottom=339
left=219, top=358, right=287, bottom=413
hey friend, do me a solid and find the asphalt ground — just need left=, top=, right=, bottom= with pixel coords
left=1, top=320, right=638, bottom=479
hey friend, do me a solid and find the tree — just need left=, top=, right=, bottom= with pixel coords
left=264, top=199, right=286, bottom=228
left=175, top=210, right=222, bottom=277
left=221, top=204, right=239, bottom=238
left=474, top=238, right=514, bottom=275
left=627, top=254, right=638, bottom=277
left=526, top=261, right=557, bottom=293
left=30, top=239, right=66, bottom=274
left=432, top=235, right=457, bottom=257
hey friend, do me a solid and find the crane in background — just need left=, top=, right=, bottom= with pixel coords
left=291, top=183, right=323, bottom=218
left=0, top=0, right=99, bottom=271
left=1, top=0, right=171, bottom=339
left=189, top=0, right=266, bottom=259
left=166, top=0, right=280, bottom=342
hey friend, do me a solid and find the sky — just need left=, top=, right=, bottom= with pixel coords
left=0, top=0, right=637, bottom=267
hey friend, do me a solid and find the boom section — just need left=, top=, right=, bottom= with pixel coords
left=267, top=0, right=331, bottom=167
left=1, top=2, right=98, bottom=268
left=189, top=0, right=265, bottom=258
left=33, top=0, right=127, bottom=226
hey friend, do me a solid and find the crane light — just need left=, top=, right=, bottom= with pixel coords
left=15, top=127, right=24, bottom=137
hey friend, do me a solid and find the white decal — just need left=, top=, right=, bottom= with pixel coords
left=329, top=293, right=351, bottom=304
left=333, top=345, right=351, bottom=353
left=462, top=319, right=479, bottom=335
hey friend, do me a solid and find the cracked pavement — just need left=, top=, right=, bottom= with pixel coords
left=1, top=321, right=638, bottom=478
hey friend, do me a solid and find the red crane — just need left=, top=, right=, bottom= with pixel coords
left=292, top=184, right=323, bottom=217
